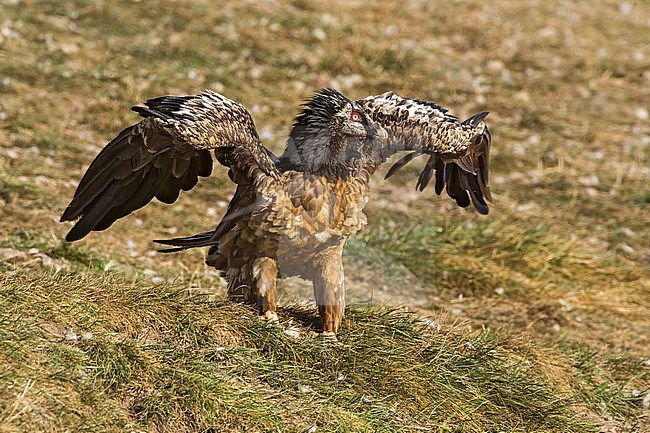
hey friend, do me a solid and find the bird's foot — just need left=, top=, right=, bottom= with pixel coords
left=262, top=310, right=279, bottom=323
left=322, top=331, right=340, bottom=346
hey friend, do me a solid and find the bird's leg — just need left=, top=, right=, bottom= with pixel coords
left=313, top=258, right=346, bottom=336
left=253, top=257, right=279, bottom=322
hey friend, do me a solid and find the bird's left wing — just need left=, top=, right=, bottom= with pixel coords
left=357, top=92, right=492, bottom=214
left=60, top=90, right=279, bottom=242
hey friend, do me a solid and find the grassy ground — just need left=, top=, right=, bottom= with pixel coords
left=0, top=0, right=648, bottom=432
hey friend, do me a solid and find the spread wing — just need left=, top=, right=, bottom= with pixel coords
left=60, top=90, right=279, bottom=241
left=357, top=92, right=492, bottom=214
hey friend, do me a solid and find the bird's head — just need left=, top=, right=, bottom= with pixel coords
left=283, top=89, right=386, bottom=177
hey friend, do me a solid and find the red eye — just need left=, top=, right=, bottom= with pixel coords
left=350, top=111, right=362, bottom=122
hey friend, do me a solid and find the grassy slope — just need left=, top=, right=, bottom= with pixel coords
left=0, top=0, right=648, bottom=431
left=0, top=269, right=591, bottom=433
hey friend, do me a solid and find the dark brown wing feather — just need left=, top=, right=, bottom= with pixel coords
left=383, top=150, right=423, bottom=180
left=61, top=90, right=278, bottom=241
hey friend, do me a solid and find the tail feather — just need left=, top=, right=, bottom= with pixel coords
left=154, top=231, right=216, bottom=253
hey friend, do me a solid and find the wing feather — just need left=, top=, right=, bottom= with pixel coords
left=61, top=90, right=278, bottom=241
left=383, top=150, right=423, bottom=180
left=415, top=154, right=437, bottom=192
left=358, top=92, right=493, bottom=214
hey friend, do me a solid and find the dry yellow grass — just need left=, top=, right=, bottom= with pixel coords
left=1, top=0, right=648, bottom=431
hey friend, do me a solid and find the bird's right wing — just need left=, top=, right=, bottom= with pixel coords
left=60, top=90, right=279, bottom=241
left=358, top=92, right=492, bottom=214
